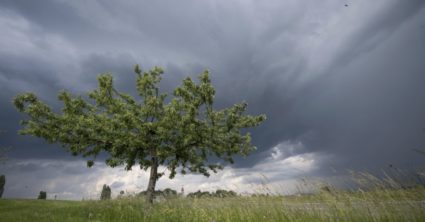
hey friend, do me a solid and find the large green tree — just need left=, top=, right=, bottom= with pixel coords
left=13, top=65, right=266, bottom=203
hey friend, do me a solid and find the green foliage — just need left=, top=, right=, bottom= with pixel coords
left=100, top=185, right=111, bottom=200
left=13, top=65, right=266, bottom=196
left=37, top=191, right=46, bottom=200
left=0, top=175, right=4, bottom=198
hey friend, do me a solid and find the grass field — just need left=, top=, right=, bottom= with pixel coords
left=1, top=185, right=425, bottom=222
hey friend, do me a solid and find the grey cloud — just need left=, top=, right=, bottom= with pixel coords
left=327, top=0, right=425, bottom=72
left=0, top=0, right=97, bottom=40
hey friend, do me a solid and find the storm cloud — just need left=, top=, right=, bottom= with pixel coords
left=1, top=0, right=425, bottom=199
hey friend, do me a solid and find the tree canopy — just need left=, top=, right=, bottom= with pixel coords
left=14, top=65, right=266, bottom=203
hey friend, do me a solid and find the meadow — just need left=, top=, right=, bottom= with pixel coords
left=1, top=184, right=425, bottom=222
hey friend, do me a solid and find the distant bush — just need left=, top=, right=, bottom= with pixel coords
left=100, top=185, right=111, bottom=200
left=0, top=175, right=5, bottom=198
left=37, top=191, right=46, bottom=200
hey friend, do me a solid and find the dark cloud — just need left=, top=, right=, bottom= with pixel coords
left=1, top=0, right=425, bottom=197
left=289, top=7, right=425, bottom=171
left=0, top=0, right=97, bottom=40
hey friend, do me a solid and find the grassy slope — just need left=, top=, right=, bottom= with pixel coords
left=1, top=187, right=425, bottom=222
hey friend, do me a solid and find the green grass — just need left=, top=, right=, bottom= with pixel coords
left=1, top=186, right=425, bottom=222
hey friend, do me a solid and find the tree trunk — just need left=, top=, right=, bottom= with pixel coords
left=146, top=156, right=158, bottom=204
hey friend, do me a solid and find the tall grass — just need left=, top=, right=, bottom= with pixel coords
left=1, top=172, right=425, bottom=221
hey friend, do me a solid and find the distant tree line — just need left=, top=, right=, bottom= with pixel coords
left=138, top=188, right=178, bottom=199
left=187, top=189, right=237, bottom=198
left=114, top=187, right=239, bottom=199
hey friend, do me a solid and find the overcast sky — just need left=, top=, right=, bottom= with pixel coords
left=1, top=0, right=425, bottom=200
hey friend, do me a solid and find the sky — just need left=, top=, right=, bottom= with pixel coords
left=1, top=0, right=425, bottom=200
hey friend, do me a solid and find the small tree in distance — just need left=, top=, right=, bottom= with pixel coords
left=100, top=184, right=111, bottom=200
left=37, top=191, right=47, bottom=200
left=13, top=65, right=266, bottom=204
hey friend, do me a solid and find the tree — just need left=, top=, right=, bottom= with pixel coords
left=0, top=175, right=5, bottom=198
left=37, top=191, right=47, bottom=200
left=100, top=184, right=111, bottom=200
left=13, top=65, right=266, bottom=204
